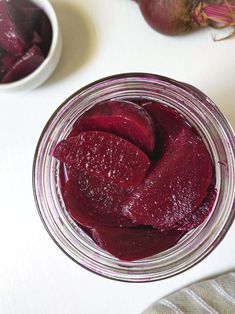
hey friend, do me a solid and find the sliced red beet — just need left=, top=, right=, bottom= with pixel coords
left=2, top=54, right=17, bottom=72
left=6, top=3, right=51, bottom=55
left=122, top=127, right=213, bottom=229
left=0, top=47, right=4, bottom=58
left=0, top=47, right=6, bottom=79
left=173, top=185, right=217, bottom=230
left=144, top=101, right=187, bottom=133
left=143, top=101, right=190, bottom=152
left=13, top=0, right=38, bottom=9
left=31, top=31, right=42, bottom=45
left=21, top=7, right=42, bottom=31
left=38, top=14, right=52, bottom=56
left=63, top=176, right=135, bottom=228
left=91, top=226, right=185, bottom=261
left=0, top=0, right=27, bottom=54
left=1, top=44, right=44, bottom=83
left=53, top=131, right=150, bottom=189
left=13, top=7, right=42, bottom=44
left=70, top=100, right=155, bottom=154
left=0, top=67, right=4, bottom=81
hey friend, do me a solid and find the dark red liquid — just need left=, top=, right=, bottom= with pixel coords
left=54, top=99, right=216, bottom=261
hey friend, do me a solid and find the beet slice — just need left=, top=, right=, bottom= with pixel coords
left=1, top=44, right=44, bottom=83
left=38, top=14, right=52, bottom=56
left=0, top=47, right=4, bottom=58
left=13, top=0, right=38, bottom=9
left=31, top=31, right=42, bottom=45
left=0, top=47, right=6, bottom=79
left=63, top=176, right=135, bottom=228
left=0, top=0, right=27, bottom=54
left=143, top=101, right=191, bottom=154
left=144, top=101, right=187, bottom=135
left=70, top=100, right=155, bottom=153
left=13, top=7, right=43, bottom=44
left=7, top=3, right=51, bottom=54
left=173, top=185, right=217, bottom=230
left=21, top=7, right=42, bottom=32
left=53, top=131, right=150, bottom=189
left=91, top=226, right=185, bottom=261
left=1, top=54, right=17, bottom=72
left=59, top=163, right=135, bottom=228
left=122, top=127, right=213, bottom=229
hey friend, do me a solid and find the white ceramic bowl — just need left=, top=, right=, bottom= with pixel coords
left=0, top=0, right=62, bottom=92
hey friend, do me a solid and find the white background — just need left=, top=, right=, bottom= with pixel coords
left=1, top=0, right=235, bottom=313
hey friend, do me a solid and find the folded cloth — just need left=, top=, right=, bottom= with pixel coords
left=143, top=272, right=235, bottom=314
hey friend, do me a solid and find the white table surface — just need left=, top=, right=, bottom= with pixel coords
left=1, top=1, right=235, bottom=313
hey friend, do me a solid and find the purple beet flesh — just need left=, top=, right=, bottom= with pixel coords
left=70, top=100, right=155, bottom=153
left=53, top=131, right=150, bottom=189
left=53, top=99, right=216, bottom=261
left=2, top=45, right=44, bottom=83
left=91, top=226, right=185, bottom=261
left=0, top=0, right=52, bottom=83
left=122, top=105, right=213, bottom=229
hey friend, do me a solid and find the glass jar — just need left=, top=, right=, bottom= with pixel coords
left=33, top=73, right=235, bottom=282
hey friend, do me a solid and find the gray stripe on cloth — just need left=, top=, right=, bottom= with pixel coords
left=211, top=281, right=235, bottom=306
left=142, top=272, right=235, bottom=314
left=159, top=299, right=184, bottom=314
left=183, top=288, right=219, bottom=313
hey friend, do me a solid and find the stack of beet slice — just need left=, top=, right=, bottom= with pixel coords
left=0, top=0, right=52, bottom=83
left=53, top=99, right=215, bottom=261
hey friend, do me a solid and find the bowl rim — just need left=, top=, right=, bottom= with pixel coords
left=0, top=0, right=60, bottom=91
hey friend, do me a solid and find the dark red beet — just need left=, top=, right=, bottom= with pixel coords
left=122, top=127, right=213, bottom=229
left=2, top=54, right=17, bottom=72
left=9, top=4, right=51, bottom=54
left=53, top=100, right=216, bottom=261
left=0, top=0, right=27, bottom=54
left=91, top=226, right=185, bottom=261
left=32, top=31, right=42, bottom=45
left=63, top=175, right=135, bottom=228
left=17, top=7, right=42, bottom=42
left=53, top=131, right=150, bottom=189
left=137, top=0, right=235, bottom=38
left=0, top=48, right=4, bottom=79
left=21, top=7, right=42, bottom=27
left=0, top=47, right=4, bottom=58
left=138, top=0, right=197, bottom=35
left=174, top=185, right=217, bottom=230
left=54, top=98, right=216, bottom=261
left=143, top=101, right=189, bottom=157
left=8, top=2, right=52, bottom=51
left=38, top=14, right=53, bottom=56
left=70, top=100, right=155, bottom=154
left=0, top=0, right=53, bottom=83
left=12, top=0, right=38, bottom=9
left=1, top=45, right=44, bottom=83
left=143, top=101, right=188, bottom=136
left=0, top=66, right=4, bottom=81
left=0, top=50, right=15, bottom=78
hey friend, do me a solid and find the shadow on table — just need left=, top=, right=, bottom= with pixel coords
left=44, top=1, right=97, bottom=86
left=210, top=88, right=235, bottom=130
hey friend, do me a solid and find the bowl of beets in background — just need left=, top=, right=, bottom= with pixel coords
left=0, top=0, right=62, bottom=91
left=33, top=73, right=235, bottom=282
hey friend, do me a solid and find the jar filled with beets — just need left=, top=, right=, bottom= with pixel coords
left=33, top=73, right=235, bottom=282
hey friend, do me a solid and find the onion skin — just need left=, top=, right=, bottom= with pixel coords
left=138, top=0, right=200, bottom=35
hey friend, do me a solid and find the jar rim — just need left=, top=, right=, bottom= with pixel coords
left=33, top=73, right=235, bottom=282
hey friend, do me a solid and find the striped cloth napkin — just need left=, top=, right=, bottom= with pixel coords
left=143, top=272, right=235, bottom=314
